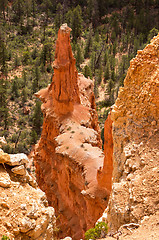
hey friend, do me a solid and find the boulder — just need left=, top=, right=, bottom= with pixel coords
left=0, top=177, right=11, bottom=188
left=0, top=151, right=10, bottom=164
left=11, top=165, right=26, bottom=175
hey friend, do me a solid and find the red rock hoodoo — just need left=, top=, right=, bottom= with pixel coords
left=34, top=24, right=110, bottom=239
left=52, top=24, right=80, bottom=115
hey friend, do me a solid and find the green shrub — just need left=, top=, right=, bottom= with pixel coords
left=11, top=133, right=18, bottom=143
left=22, top=51, right=30, bottom=65
left=31, top=47, right=38, bottom=60
left=30, top=130, right=38, bottom=144
left=14, top=54, right=21, bottom=68
left=85, top=222, right=108, bottom=240
left=18, top=116, right=26, bottom=126
left=46, top=64, right=52, bottom=73
left=1, top=236, right=10, bottom=240
left=147, top=28, right=159, bottom=43
left=17, top=142, right=27, bottom=153
left=2, top=144, right=11, bottom=154
left=83, top=65, right=92, bottom=79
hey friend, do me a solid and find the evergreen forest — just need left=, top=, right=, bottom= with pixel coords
left=0, top=0, right=159, bottom=153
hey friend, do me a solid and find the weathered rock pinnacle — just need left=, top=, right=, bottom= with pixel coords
left=52, top=23, right=80, bottom=115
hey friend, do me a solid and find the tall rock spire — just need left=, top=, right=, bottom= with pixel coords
left=34, top=24, right=108, bottom=239
left=52, top=23, right=80, bottom=115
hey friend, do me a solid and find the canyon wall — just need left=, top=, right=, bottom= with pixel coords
left=102, top=34, right=159, bottom=237
left=0, top=149, right=56, bottom=239
left=97, top=111, right=113, bottom=194
left=34, top=24, right=109, bottom=239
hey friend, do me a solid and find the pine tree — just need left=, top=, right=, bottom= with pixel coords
left=25, top=0, right=32, bottom=27
left=32, top=0, right=36, bottom=27
left=109, top=88, right=115, bottom=104
left=65, top=9, right=73, bottom=27
left=32, top=47, right=38, bottom=60
left=75, top=44, right=83, bottom=69
left=0, top=76, right=9, bottom=129
left=94, top=77, right=99, bottom=98
left=111, top=69, right=116, bottom=82
left=91, top=0, right=99, bottom=28
left=104, top=63, right=110, bottom=83
left=41, top=0, right=53, bottom=22
left=14, top=54, right=20, bottom=68
left=71, top=5, right=83, bottom=42
left=40, top=43, right=52, bottom=66
left=113, top=40, right=117, bottom=56
left=0, top=0, right=8, bottom=20
left=40, top=10, right=48, bottom=41
left=87, top=0, right=93, bottom=21
left=133, top=37, right=140, bottom=55
left=47, top=43, right=53, bottom=65
left=0, top=36, right=9, bottom=129
left=32, top=66, right=40, bottom=93
left=87, top=0, right=99, bottom=28
left=12, top=0, right=25, bottom=27
left=22, top=50, right=30, bottom=65
left=0, top=35, right=8, bottom=76
left=30, top=129, right=38, bottom=144
left=21, top=87, right=27, bottom=105
left=103, top=49, right=108, bottom=66
left=97, top=63, right=103, bottom=85
left=90, top=51, right=96, bottom=75
left=54, top=3, right=63, bottom=30
left=22, top=70, right=27, bottom=87
left=11, top=78, right=19, bottom=100
left=147, top=28, right=159, bottom=43
left=110, top=55, right=115, bottom=71
left=110, top=13, right=120, bottom=37
left=107, top=79, right=114, bottom=96
left=32, top=100, right=43, bottom=135
left=84, top=26, right=93, bottom=58
left=83, top=65, right=92, bottom=79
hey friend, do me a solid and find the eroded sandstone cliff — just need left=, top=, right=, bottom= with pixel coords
left=0, top=149, right=56, bottom=239
left=34, top=24, right=109, bottom=239
left=101, top=34, right=159, bottom=239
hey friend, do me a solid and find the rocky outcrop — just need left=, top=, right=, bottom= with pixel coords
left=101, top=34, right=159, bottom=236
left=34, top=24, right=108, bottom=239
left=0, top=150, right=56, bottom=239
left=101, top=212, right=159, bottom=240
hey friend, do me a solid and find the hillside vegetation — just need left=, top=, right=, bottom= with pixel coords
left=0, top=0, right=159, bottom=153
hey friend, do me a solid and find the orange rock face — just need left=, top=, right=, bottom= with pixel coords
left=34, top=24, right=108, bottom=239
left=102, top=34, right=159, bottom=233
left=97, top=112, right=113, bottom=194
